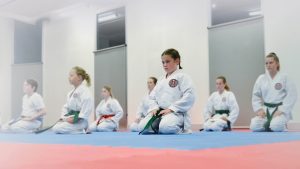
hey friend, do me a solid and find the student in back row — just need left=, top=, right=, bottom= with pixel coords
left=2, top=79, right=46, bottom=133
left=250, top=52, right=297, bottom=132
left=89, top=86, right=123, bottom=132
left=202, top=76, right=239, bottom=131
left=130, top=77, right=157, bottom=132
left=138, top=48, right=196, bottom=134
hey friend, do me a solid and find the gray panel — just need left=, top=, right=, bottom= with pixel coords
left=208, top=18, right=265, bottom=126
left=14, top=21, right=42, bottom=64
left=94, top=45, right=127, bottom=128
left=11, top=64, right=43, bottom=119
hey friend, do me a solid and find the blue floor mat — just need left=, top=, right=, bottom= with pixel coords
left=1, top=131, right=300, bottom=150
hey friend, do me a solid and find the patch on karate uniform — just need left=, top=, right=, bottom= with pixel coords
left=222, top=97, right=226, bottom=102
left=275, top=83, right=282, bottom=90
left=72, top=93, right=79, bottom=98
left=169, top=79, right=178, bottom=88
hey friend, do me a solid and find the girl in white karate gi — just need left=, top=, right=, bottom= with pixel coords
left=89, top=86, right=123, bottom=132
left=203, top=76, right=239, bottom=131
left=52, top=66, right=93, bottom=134
left=2, top=79, right=46, bottom=133
left=138, top=48, right=196, bottom=134
left=130, top=77, right=157, bottom=132
left=250, top=52, right=297, bottom=132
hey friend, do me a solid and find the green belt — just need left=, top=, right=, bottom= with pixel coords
left=139, top=108, right=163, bottom=135
left=263, top=102, right=283, bottom=132
left=215, top=110, right=230, bottom=115
left=264, top=102, right=282, bottom=108
left=65, top=110, right=80, bottom=123
left=213, top=110, right=231, bottom=131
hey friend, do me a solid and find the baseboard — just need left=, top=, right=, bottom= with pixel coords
left=287, top=121, right=300, bottom=130
left=192, top=124, right=249, bottom=130
left=194, top=122, right=300, bottom=131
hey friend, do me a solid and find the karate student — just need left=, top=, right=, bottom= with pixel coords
left=130, top=77, right=157, bottom=132
left=89, top=86, right=123, bottom=132
left=250, top=52, right=297, bottom=132
left=2, top=79, right=46, bottom=133
left=203, top=76, right=239, bottom=131
left=138, top=48, right=196, bottom=134
left=52, top=66, right=93, bottom=134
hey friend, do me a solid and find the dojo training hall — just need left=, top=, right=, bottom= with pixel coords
left=0, top=0, right=300, bottom=169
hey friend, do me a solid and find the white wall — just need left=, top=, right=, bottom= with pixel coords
left=126, top=0, right=209, bottom=127
left=43, top=0, right=209, bottom=127
left=43, top=7, right=97, bottom=125
left=0, top=17, right=13, bottom=123
left=262, top=0, right=300, bottom=122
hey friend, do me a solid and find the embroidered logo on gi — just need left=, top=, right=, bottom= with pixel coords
left=169, top=79, right=178, bottom=88
left=275, top=83, right=282, bottom=90
left=106, top=103, right=111, bottom=109
left=222, top=97, right=226, bottom=102
left=72, top=93, right=79, bottom=98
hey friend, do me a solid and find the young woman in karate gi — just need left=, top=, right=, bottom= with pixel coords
left=203, top=76, right=239, bottom=131
left=250, top=52, right=297, bottom=132
left=89, top=86, right=123, bottom=132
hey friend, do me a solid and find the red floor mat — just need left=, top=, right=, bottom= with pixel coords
left=1, top=141, right=300, bottom=169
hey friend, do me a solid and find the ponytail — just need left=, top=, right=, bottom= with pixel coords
left=161, top=48, right=183, bottom=69
left=72, top=66, right=91, bottom=87
left=266, top=52, right=280, bottom=71
left=84, top=73, right=91, bottom=87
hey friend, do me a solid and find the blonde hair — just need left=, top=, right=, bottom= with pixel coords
left=72, top=66, right=91, bottom=86
left=266, top=52, right=280, bottom=71
left=103, top=85, right=114, bottom=98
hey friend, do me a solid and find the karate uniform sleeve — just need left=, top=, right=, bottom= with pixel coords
left=78, top=92, right=93, bottom=119
left=32, top=94, right=45, bottom=110
left=227, top=92, right=239, bottom=124
left=203, top=94, right=214, bottom=121
left=60, top=93, right=71, bottom=118
left=278, top=76, right=298, bottom=116
left=135, top=99, right=145, bottom=119
left=252, top=75, right=264, bottom=113
left=168, top=75, right=196, bottom=113
left=147, top=85, right=160, bottom=112
left=110, top=99, right=124, bottom=123
left=95, top=102, right=102, bottom=119
left=61, top=103, right=69, bottom=118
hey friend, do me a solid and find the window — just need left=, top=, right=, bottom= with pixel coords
left=97, top=7, right=126, bottom=50
left=14, top=20, right=42, bottom=64
left=211, top=0, right=261, bottom=26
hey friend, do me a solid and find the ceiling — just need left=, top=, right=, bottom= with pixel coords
left=0, top=0, right=261, bottom=25
left=0, top=0, right=125, bottom=23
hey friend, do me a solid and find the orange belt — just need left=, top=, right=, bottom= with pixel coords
left=97, top=114, right=115, bottom=125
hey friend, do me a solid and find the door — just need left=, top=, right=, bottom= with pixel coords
left=208, top=18, right=265, bottom=127
left=94, top=45, right=127, bottom=128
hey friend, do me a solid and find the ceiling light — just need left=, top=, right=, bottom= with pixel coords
left=248, top=10, right=262, bottom=16
left=98, top=12, right=118, bottom=23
